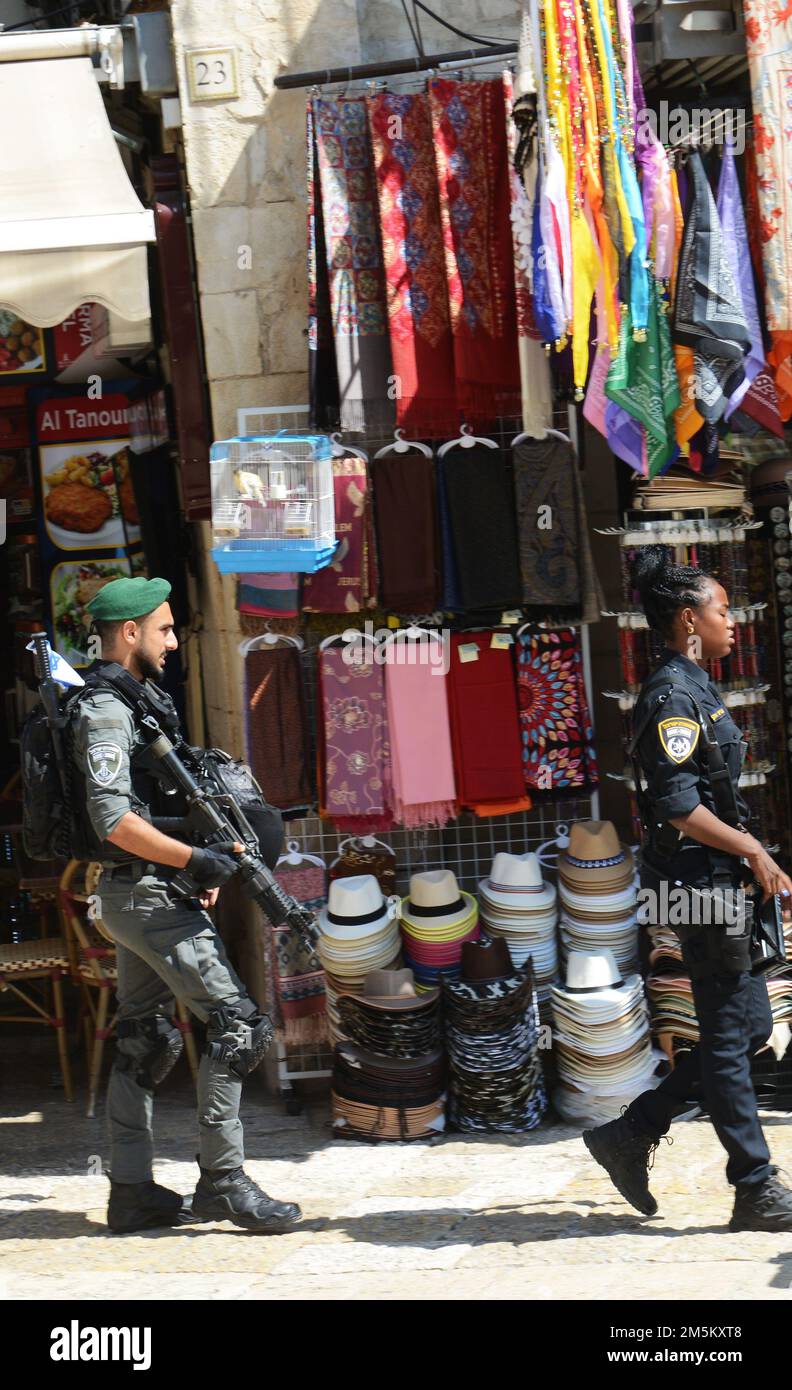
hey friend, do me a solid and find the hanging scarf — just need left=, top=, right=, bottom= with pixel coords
left=313, top=96, right=394, bottom=433
left=517, top=627, right=599, bottom=791
left=271, top=860, right=328, bottom=1044
left=307, top=102, right=341, bottom=429
left=440, top=447, right=523, bottom=614
left=505, top=69, right=554, bottom=435
left=743, top=0, right=792, bottom=362
left=716, top=142, right=779, bottom=431
left=512, top=433, right=603, bottom=622
left=531, top=160, right=564, bottom=343
left=317, top=646, right=393, bottom=828
left=429, top=77, right=521, bottom=423
left=302, top=455, right=377, bottom=613
left=446, top=633, right=530, bottom=816
left=385, top=638, right=457, bottom=829
left=607, top=283, right=680, bottom=478
left=435, top=452, right=463, bottom=613
left=370, top=450, right=439, bottom=613
left=243, top=645, right=312, bottom=811
left=672, top=151, right=751, bottom=424
left=237, top=572, right=300, bottom=618
left=367, top=91, right=458, bottom=435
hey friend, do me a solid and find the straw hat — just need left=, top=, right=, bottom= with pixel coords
left=478, top=852, right=556, bottom=912
left=550, top=950, right=644, bottom=1012
left=318, top=874, right=399, bottom=940
left=400, top=869, right=478, bottom=933
left=557, top=821, right=634, bottom=889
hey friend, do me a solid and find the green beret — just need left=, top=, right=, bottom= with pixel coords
left=86, top=576, right=172, bottom=621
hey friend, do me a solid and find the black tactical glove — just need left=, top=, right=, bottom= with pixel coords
left=187, top=844, right=239, bottom=889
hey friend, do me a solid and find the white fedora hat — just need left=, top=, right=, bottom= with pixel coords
left=551, top=950, right=644, bottom=1011
left=401, top=869, right=477, bottom=932
left=318, top=874, right=399, bottom=941
left=479, top=852, right=556, bottom=911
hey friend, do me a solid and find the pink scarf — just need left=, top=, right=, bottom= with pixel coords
left=385, top=639, right=457, bottom=829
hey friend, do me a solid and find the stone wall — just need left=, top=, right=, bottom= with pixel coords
left=169, top=0, right=526, bottom=750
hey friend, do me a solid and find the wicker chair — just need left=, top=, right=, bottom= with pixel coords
left=59, top=860, right=199, bottom=1117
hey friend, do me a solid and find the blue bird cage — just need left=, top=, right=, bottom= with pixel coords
left=210, top=432, right=337, bottom=574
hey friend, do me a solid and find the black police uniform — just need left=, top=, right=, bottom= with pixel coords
left=624, top=648, right=774, bottom=1188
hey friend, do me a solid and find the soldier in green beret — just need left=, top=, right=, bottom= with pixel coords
left=71, top=576, right=300, bottom=1234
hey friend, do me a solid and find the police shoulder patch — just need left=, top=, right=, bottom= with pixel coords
left=87, top=743, right=124, bottom=786
left=658, top=717, right=700, bottom=764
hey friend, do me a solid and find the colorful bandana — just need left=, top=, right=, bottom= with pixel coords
left=672, top=151, right=751, bottom=423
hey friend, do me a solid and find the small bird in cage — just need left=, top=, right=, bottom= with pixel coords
left=233, top=468, right=268, bottom=506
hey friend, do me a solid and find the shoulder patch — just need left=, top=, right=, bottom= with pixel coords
left=658, top=717, right=700, bottom=764
left=710, top=707, right=726, bottom=721
left=87, top=743, right=125, bottom=786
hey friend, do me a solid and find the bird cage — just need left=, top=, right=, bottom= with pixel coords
left=210, top=432, right=337, bottom=573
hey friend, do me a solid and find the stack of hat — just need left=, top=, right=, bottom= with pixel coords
left=477, top=852, right=558, bottom=1017
left=399, top=870, right=480, bottom=992
left=331, top=969, right=446, bottom=1140
left=442, top=937, right=547, bottom=1133
left=557, top=821, right=639, bottom=972
left=316, top=876, right=402, bottom=1046
left=551, top=949, right=657, bottom=1126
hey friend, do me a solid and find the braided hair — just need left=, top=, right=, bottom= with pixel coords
left=631, top=544, right=713, bottom=638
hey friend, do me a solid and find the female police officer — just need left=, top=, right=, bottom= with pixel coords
left=583, top=544, right=792, bottom=1231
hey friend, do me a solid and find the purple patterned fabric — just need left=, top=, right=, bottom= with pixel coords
left=318, top=647, right=392, bottom=821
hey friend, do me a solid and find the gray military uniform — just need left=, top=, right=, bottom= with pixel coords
left=73, top=688, right=258, bottom=1182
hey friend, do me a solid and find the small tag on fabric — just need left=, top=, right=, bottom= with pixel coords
left=500, top=610, right=522, bottom=625
left=658, top=717, right=700, bottom=764
left=491, top=632, right=514, bottom=649
left=710, top=707, right=727, bottom=721
left=458, top=643, right=480, bottom=663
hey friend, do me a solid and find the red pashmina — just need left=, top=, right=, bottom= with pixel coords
left=446, top=633, right=531, bottom=817
left=429, top=77, right=521, bottom=425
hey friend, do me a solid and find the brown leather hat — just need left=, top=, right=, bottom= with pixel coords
left=461, top=936, right=514, bottom=983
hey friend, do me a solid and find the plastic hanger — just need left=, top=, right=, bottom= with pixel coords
left=319, top=628, right=378, bottom=652
left=380, top=623, right=440, bottom=651
left=535, top=823, right=570, bottom=867
left=276, top=838, right=325, bottom=870
left=329, top=431, right=369, bottom=463
left=437, top=423, right=498, bottom=457
left=239, top=624, right=304, bottom=656
left=338, top=834, right=395, bottom=856
left=374, top=427, right=432, bottom=459
left=511, top=426, right=570, bottom=447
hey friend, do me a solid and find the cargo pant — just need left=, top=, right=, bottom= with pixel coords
left=99, top=867, right=253, bottom=1183
left=628, top=859, right=774, bottom=1188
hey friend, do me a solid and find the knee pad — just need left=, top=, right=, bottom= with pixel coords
left=205, top=997, right=274, bottom=1079
left=115, top=1016, right=184, bottom=1092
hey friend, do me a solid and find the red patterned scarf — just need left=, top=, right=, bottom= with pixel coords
left=317, top=647, right=394, bottom=830
left=302, top=456, right=377, bottom=613
left=429, top=77, right=521, bottom=425
left=368, top=91, right=459, bottom=435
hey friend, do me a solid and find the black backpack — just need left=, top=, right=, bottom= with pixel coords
left=20, top=687, right=88, bottom=861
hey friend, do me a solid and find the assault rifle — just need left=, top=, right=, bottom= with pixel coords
left=139, top=713, right=320, bottom=948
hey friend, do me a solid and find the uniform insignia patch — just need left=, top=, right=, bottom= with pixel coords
left=658, top=717, right=700, bottom=764
left=710, top=707, right=726, bottom=721
left=87, top=743, right=123, bottom=786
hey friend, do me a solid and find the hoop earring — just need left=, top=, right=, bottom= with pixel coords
left=687, top=626, right=695, bottom=635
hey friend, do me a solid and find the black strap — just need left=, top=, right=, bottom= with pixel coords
left=664, top=668, right=742, bottom=829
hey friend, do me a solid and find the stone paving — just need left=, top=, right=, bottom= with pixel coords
left=3, top=1048, right=792, bottom=1301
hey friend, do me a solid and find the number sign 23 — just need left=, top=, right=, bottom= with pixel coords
left=186, top=48, right=240, bottom=103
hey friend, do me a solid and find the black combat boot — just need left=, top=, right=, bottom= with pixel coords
left=729, top=1172, right=792, bottom=1232
left=107, top=1179, right=193, bottom=1234
left=582, top=1110, right=667, bottom=1216
left=192, top=1162, right=301, bottom=1232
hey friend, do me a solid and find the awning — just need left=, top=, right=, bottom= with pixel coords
left=0, top=56, right=156, bottom=327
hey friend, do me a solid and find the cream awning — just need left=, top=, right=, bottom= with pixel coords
left=0, top=56, right=156, bottom=327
